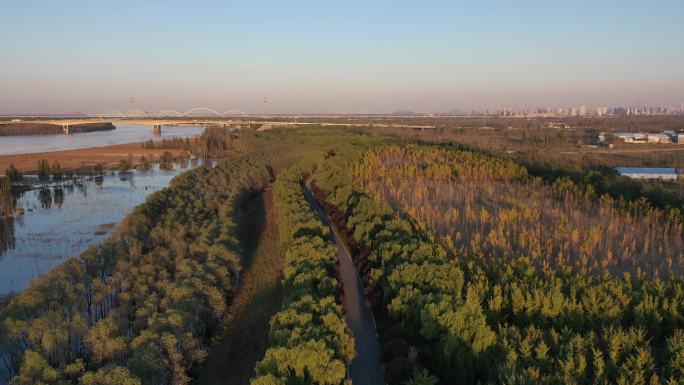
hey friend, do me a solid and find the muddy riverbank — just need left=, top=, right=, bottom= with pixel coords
left=0, top=122, right=114, bottom=136
left=0, top=142, right=193, bottom=173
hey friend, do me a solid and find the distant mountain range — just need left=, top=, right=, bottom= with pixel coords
left=446, top=108, right=466, bottom=115
left=391, top=110, right=422, bottom=116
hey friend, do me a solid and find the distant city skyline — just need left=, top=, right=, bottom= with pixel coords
left=4, top=102, right=683, bottom=118
left=1, top=0, right=683, bottom=114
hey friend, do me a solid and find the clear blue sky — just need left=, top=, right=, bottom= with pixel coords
left=1, top=0, right=683, bottom=114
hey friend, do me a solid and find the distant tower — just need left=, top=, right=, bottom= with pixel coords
left=262, top=97, right=269, bottom=116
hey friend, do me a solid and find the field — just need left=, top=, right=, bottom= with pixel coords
left=0, top=142, right=192, bottom=174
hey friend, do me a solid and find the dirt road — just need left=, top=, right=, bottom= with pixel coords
left=303, top=185, right=385, bottom=385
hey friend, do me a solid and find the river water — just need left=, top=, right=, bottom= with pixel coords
left=0, top=123, right=205, bottom=155
left=0, top=162, right=201, bottom=295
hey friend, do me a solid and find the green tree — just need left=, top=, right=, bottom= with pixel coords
left=10, top=350, right=60, bottom=385
left=405, top=369, right=439, bottom=385
left=37, top=160, right=50, bottom=184
left=85, top=318, right=126, bottom=364
left=5, top=164, right=22, bottom=183
left=79, top=366, right=141, bottom=385
left=51, top=161, right=63, bottom=182
left=159, top=151, right=174, bottom=171
left=0, top=177, right=13, bottom=216
left=118, top=159, right=132, bottom=174
left=139, top=156, right=151, bottom=172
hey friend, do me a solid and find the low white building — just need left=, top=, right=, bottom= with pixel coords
left=647, top=134, right=672, bottom=144
left=615, top=133, right=648, bottom=143
left=614, top=132, right=678, bottom=144
left=615, top=167, right=677, bottom=181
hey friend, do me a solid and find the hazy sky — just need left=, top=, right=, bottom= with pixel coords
left=1, top=0, right=683, bottom=114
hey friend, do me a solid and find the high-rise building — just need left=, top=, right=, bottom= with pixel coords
left=579, top=106, right=586, bottom=116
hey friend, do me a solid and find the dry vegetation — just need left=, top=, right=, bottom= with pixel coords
left=355, top=146, right=684, bottom=276
left=315, top=143, right=684, bottom=384
left=353, top=115, right=684, bottom=170
left=0, top=143, right=191, bottom=174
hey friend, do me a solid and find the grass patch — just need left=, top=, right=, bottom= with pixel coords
left=196, top=187, right=286, bottom=385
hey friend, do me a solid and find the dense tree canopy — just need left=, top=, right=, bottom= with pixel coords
left=0, top=154, right=273, bottom=384
left=312, top=144, right=684, bottom=384
left=355, top=146, right=684, bottom=275
left=251, top=166, right=354, bottom=385
left=7, top=126, right=680, bottom=385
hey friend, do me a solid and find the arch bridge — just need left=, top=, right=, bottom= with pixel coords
left=98, top=107, right=250, bottom=119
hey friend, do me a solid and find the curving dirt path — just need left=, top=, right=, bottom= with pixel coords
left=303, top=185, right=386, bottom=385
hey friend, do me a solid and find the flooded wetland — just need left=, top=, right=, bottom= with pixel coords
left=0, top=164, right=198, bottom=295
left=0, top=123, right=206, bottom=295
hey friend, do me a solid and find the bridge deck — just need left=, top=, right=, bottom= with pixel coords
left=0, top=118, right=434, bottom=130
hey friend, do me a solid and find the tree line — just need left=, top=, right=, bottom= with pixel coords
left=312, top=145, right=684, bottom=385
left=0, top=154, right=273, bottom=385
left=250, top=165, right=354, bottom=385
left=1, top=165, right=22, bottom=231
left=0, top=125, right=392, bottom=385
left=0, top=123, right=114, bottom=136
left=141, top=138, right=192, bottom=151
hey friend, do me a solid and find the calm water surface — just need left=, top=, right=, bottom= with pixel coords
left=0, top=123, right=205, bottom=155
left=0, top=162, right=200, bottom=295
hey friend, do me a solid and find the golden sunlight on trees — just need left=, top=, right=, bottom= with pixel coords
left=250, top=165, right=354, bottom=385
left=0, top=154, right=273, bottom=385
left=355, top=146, right=684, bottom=276
left=311, top=143, right=684, bottom=384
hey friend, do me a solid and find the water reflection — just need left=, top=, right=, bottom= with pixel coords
left=0, top=124, right=205, bottom=156
left=53, top=188, right=64, bottom=208
left=38, top=189, right=52, bottom=210
left=118, top=173, right=136, bottom=187
left=0, top=217, right=15, bottom=257
left=76, top=180, right=88, bottom=197
left=0, top=162, right=202, bottom=295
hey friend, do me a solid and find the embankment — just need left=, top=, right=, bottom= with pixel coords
left=0, top=142, right=193, bottom=173
left=0, top=122, right=115, bottom=136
